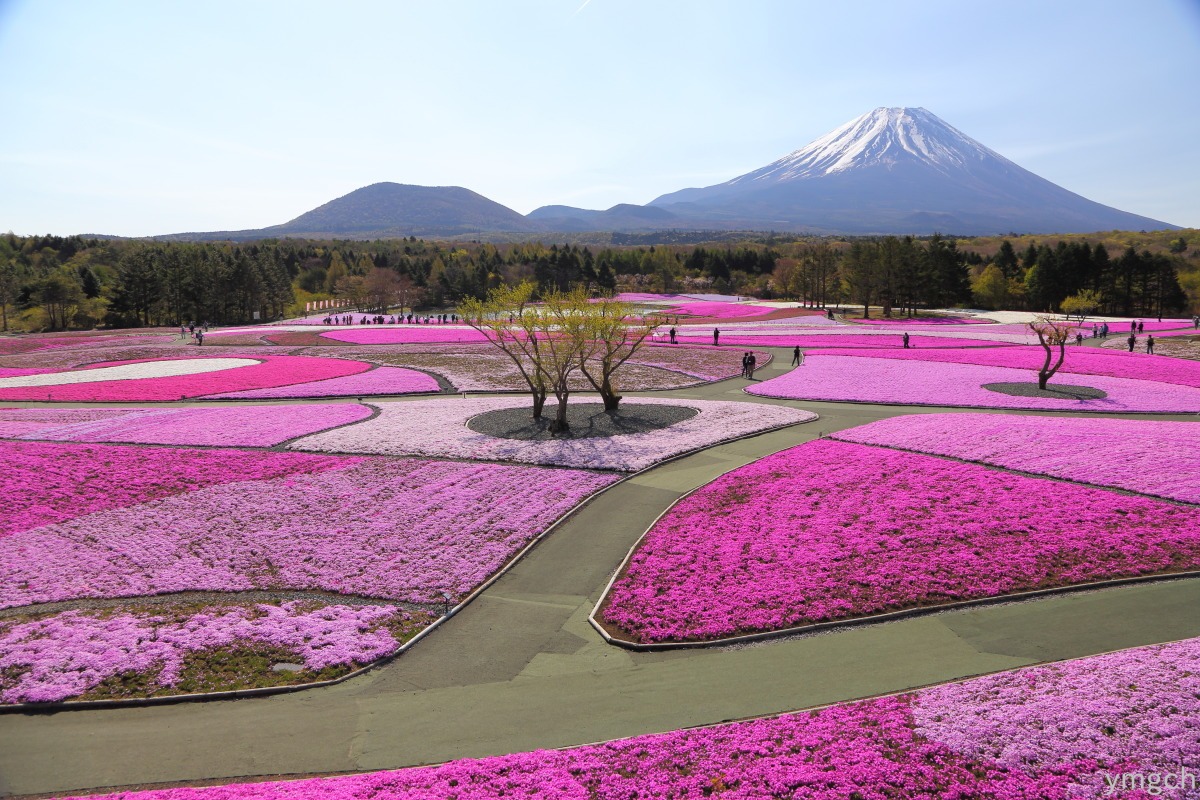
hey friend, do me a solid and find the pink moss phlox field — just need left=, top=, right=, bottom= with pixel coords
left=0, top=355, right=372, bottom=401
left=679, top=333, right=1013, bottom=348
left=850, top=316, right=992, bottom=325
left=812, top=344, right=1200, bottom=388
left=67, top=637, right=1200, bottom=800
left=1087, top=318, right=1193, bottom=332
left=912, top=638, right=1200, bottom=796
left=207, top=366, right=440, bottom=398
left=628, top=345, right=772, bottom=380
left=2, top=441, right=350, bottom=539
left=600, top=439, right=1200, bottom=643
left=832, top=414, right=1200, bottom=505
left=665, top=301, right=779, bottom=319
left=0, top=404, right=372, bottom=447
left=746, top=354, right=1200, bottom=412
left=1, top=449, right=617, bottom=607
left=290, top=396, right=815, bottom=471
left=319, top=327, right=491, bottom=345
left=0, top=602, right=419, bottom=704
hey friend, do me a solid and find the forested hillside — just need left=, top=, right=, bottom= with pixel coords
left=1, top=229, right=1194, bottom=331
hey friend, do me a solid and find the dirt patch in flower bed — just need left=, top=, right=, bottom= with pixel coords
left=0, top=598, right=437, bottom=704
left=983, top=382, right=1107, bottom=400
left=467, top=403, right=699, bottom=441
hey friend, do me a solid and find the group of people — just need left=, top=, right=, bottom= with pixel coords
left=1127, top=333, right=1155, bottom=354
left=320, top=313, right=459, bottom=325
left=179, top=321, right=208, bottom=345
left=741, top=351, right=758, bottom=379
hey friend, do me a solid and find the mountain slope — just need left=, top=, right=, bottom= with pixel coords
left=649, top=107, right=1176, bottom=235
left=271, top=183, right=534, bottom=236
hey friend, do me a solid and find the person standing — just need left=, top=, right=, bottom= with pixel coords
left=792, top=346, right=801, bottom=366
left=713, top=328, right=720, bottom=346
left=669, top=327, right=677, bottom=344
left=1127, top=333, right=1136, bottom=352
left=747, top=352, right=757, bottom=380
left=196, top=330, right=204, bottom=346
left=741, top=352, right=750, bottom=377
left=902, top=332, right=910, bottom=349
left=1147, top=335, right=1155, bottom=354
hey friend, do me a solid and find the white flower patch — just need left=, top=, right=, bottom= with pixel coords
left=0, top=358, right=260, bottom=388
left=289, top=396, right=817, bottom=472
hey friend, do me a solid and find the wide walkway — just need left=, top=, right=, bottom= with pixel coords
left=3, top=348, right=1199, bottom=797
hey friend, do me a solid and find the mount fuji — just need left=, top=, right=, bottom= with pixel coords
left=162, top=107, right=1176, bottom=241
left=644, top=107, right=1176, bottom=234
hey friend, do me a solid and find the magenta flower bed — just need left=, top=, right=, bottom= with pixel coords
left=67, top=636, right=1200, bottom=800
left=0, top=404, right=372, bottom=447
left=319, top=327, right=491, bottom=345
left=832, top=413, right=1200, bottom=505
left=912, top=638, right=1200, bottom=796
left=600, top=439, right=1200, bottom=643
left=674, top=332, right=1014, bottom=347
left=812, top=344, right=1200, bottom=388
left=1, top=441, right=349, bottom=539
left=0, top=355, right=372, bottom=402
left=207, top=366, right=440, bottom=398
left=1087, top=318, right=1194, bottom=332
left=850, top=316, right=992, bottom=325
left=0, top=602, right=421, bottom=704
left=1, top=443, right=617, bottom=607
left=746, top=354, right=1200, bottom=412
left=666, top=301, right=779, bottom=319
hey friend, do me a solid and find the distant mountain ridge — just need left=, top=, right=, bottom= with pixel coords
left=158, top=108, right=1178, bottom=241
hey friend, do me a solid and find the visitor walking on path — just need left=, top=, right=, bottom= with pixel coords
left=713, top=328, right=720, bottom=346
left=741, top=352, right=750, bottom=378
left=902, top=332, right=910, bottom=349
left=747, top=352, right=757, bottom=379
left=1127, top=333, right=1136, bottom=353
left=196, top=330, right=204, bottom=346
left=1147, top=335, right=1155, bottom=354
left=792, top=346, right=802, bottom=366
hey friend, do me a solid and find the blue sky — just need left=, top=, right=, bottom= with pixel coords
left=1, top=0, right=1198, bottom=236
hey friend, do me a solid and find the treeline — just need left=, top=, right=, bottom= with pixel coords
left=0, top=232, right=782, bottom=331
left=0, top=234, right=295, bottom=330
left=770, top=235, right=973, bottom=316
left=969, top=239, right=1187, bottom=317
left=0, top=229, right=1192, bottom=331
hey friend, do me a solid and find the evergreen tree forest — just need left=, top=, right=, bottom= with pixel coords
left=0, top=229, right=1193, bottom=332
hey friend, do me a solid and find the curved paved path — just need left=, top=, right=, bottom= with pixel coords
left=3, top=347, right=1199, bottom=798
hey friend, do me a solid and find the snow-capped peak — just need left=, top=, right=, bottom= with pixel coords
left=730, top=107, right=1014, bottom=185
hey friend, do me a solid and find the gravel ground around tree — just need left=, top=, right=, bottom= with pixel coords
left=466, top=403, right=699, bottom=441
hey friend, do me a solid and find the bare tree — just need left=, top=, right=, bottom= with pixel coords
left=1029, top=316, right=1074, bottom=390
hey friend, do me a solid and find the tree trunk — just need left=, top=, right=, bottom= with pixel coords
left=600, top=375, right=621, bottom=411
left=531, top=389, right=546, bottom=419
left=549, top=393, right=570, bottom=434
